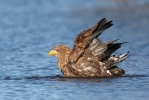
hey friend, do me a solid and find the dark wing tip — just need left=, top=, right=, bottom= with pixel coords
left=121, top=42, right=129, bottom=44
left=109, top=39, right=119, bottom=43
left=97, top=18, right=107, bottom=24
left=85, top=19, right=114, bottom=49
left=103, top=20, right=113, bottom=29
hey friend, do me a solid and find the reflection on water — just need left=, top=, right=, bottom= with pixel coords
left=0, top=0, right=149, bottom=100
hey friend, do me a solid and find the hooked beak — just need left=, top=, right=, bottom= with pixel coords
left=48, top=50, right=57, bottom=56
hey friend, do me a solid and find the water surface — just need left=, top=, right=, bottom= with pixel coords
left=0, top=0, right=149, bottom=100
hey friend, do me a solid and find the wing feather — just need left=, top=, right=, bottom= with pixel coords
left=69, top=18, right=113, bottom=63
left=66, top=18, right=128, bottom=77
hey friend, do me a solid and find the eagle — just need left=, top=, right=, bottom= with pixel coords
left=48, top=18, right=130, bottom=78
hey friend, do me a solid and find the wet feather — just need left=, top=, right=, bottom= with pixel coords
left=48, top=18, right=130, bottom=78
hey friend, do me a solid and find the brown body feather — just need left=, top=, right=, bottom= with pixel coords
left=49, top=18, right=130, bottom=77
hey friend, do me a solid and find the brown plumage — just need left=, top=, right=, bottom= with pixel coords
left=48, top=18, right=130, bottom=78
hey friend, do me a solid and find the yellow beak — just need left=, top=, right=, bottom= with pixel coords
left=48, top=50, right=57, bottom=56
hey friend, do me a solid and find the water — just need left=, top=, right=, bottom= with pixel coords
left=0, top=0, right=149, bottom=100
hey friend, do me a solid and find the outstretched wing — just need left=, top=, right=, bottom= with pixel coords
left=69, top=18, right=113, bottom=63
left=66, top=18, right=129, bottom=77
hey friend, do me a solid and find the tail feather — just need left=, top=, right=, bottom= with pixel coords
left=112, top=51, right=130, bottom=66
left=105, top=52, right=130, bottom=70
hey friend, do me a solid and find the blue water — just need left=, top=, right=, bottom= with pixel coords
left=0, top=0, right=149, bottom=100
